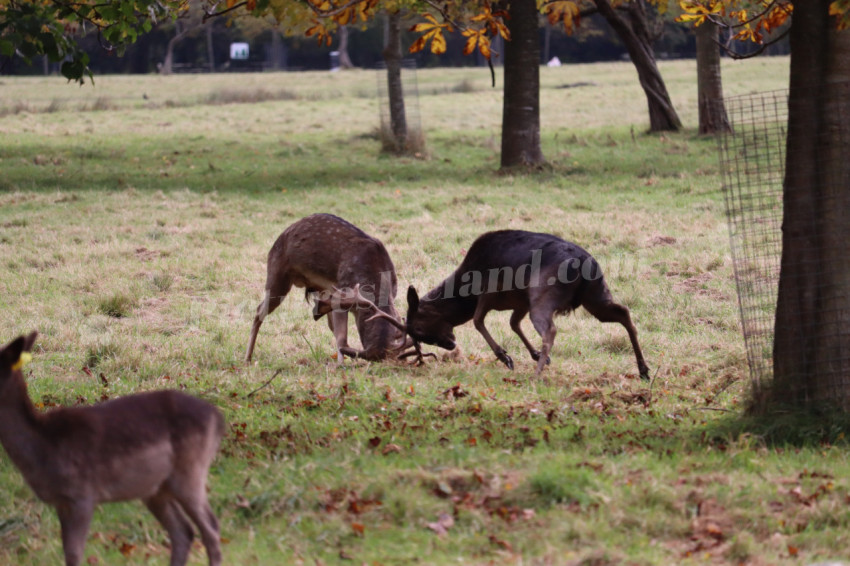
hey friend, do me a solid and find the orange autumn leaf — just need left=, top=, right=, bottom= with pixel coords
left=544, top=0, right=581, bottom=33
left=409, top=13, right=450, bottom=55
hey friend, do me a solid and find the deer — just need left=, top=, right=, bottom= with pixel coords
left=245, top=213, right=412, bottom=364
left=0, top=331, right=224, bottom=566
left=365, top=230, right=650, bottom=378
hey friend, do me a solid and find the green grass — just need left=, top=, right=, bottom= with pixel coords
left=3, top=57, right=850, bottom=565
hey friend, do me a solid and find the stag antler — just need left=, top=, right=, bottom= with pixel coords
left=396, top=340, right=437, bottom=366
left=337, top=285, right=435, bottom=366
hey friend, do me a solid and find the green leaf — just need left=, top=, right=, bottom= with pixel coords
left=61, top=58, right=87, bottom=83
left=0, top=40, right=14, bottom=57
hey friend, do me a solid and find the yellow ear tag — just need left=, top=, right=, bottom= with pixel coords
left=11, top=352, right=32, bottom=372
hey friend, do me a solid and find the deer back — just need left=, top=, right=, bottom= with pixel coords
left=0, top=336, right=223, bottom=506
left=269, top=214, right=405, bottom=355
left=407, top=230, right=607, bottom=345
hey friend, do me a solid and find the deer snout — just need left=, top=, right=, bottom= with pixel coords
left=438, top=337, right=457, bottom=351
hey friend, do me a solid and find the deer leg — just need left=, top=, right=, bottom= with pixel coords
left=56, top=499, right=94, bottom=566
left=509, top=308, right=550, bottom=365
left=328, top=309, right=358, bottom=364
left=473, top=304, right=513, bottom=370
left=144, top=490, right=194, bottom=566
left=170, top=481, right=222, bottom=566
left=528, top=309, right=557, bottom=376
left=245, top=280, right=290, bottom=363
left=582, top=299, right=650, bottom=380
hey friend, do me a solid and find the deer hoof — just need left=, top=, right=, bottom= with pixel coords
left=639, top=365, right=651, bottom=381
left=530, top=351, right=551, bottom=365
left=497, top=351, right=514, bottom=370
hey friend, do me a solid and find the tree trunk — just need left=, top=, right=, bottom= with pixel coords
left=160, top=21, right=188, bottom=75
left=500, top=0, right=545, bottom=168
left=696, top=23, right=731, bottom=134
left=270, top=30, right=286, bottom=70
left=772, top=1, right=850, bottom=410
left=382, top=11, right=408, bottom=152
left=594, top=0, right=681, bottom=132
left=338, top=26, right=354, bottom=69
left=206, top=23, right=215, bottom=72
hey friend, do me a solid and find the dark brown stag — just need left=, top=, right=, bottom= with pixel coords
left=371, top=230, right=650, bottom=377
left=245, top=214, right=409, bottom=363
left=0, top=332, right=224, bottom=566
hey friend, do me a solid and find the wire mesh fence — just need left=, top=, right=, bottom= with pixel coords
left=718, top=83, right=850, bottom=407
left=375, top=59, right=423, bottom=154
left=717, top=90, right=787, bottom=392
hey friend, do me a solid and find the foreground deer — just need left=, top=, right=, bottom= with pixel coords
left=0, top=332, right=224, bottom=566
left=371, top=230, right=650, bottom=378
left=246, top=213, right=409, bottom=363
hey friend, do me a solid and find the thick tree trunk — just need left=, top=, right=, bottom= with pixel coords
left=500, top=0, right=545, bottom=168
left=772, top=1, right=850, bottom=410
left=594, top=0, right=681, bottom=132
left=696, top=23, right=730, bottom=134
left=382, top=11, right=408, bottom=152
left=338, top=26, right=354, bottom=69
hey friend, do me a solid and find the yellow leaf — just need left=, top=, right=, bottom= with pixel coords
left=421, top=13, right=440, bottom=26
left=463, top=34, right=478, bottom=56
left=479, top=36, right=491, bottom=59
left=409, top=36, right=428, bottom=54
left=335, top=8, right=352, bottom=26
left=430, top=30, right=447, bottom=55
left=410, top=22, right=435, bottom=33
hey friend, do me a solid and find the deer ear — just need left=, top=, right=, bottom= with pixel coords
left=407, top=286, right=419, bottom=314
left=0, top=335, right=27, bottom=371
left=23, top=331, right=38, bottom=352
left=312, top=298, right=333, bottom=321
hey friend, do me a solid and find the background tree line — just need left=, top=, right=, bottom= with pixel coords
left=2, top=9, right=783, bottom=77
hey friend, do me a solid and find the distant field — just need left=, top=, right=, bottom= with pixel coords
left=4, top=57, right=849, bottom=566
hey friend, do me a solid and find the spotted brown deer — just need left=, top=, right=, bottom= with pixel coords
left=245, top=213, right=410, bottom=363
left=0, top=332, right=224, bottom=566
left=368, top=230, right=650, bottom=378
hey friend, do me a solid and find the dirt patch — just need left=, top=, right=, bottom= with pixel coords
left=134, top=247, right=162, bottom=261
left=673, top=272, right=730, bottom=301
left=647, top=234, right=677, bottom=247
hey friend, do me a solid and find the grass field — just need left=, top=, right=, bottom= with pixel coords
left=2, top=57, right=850, bottom=565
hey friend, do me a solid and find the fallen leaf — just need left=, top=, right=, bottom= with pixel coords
left=426, top=512, right=454, bottom=536
left=382, top=443, right=401, bottom=455
left=441, top=383, right=468, bottom=399
left=787, top=545, right=799, bottom=556
left=489, top=534, right=513, bottom=551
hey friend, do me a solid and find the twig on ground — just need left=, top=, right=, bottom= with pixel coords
left=245, top=369, right=283, bottom=399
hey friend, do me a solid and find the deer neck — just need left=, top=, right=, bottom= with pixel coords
left=0, top=379, right=51, bottom=480
left=427, top=277, right=478, bottom=325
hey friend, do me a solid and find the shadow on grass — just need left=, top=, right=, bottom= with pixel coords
left=700, top=406, right=850, bottom=449
left=0, top=131, right=717, bottom=194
